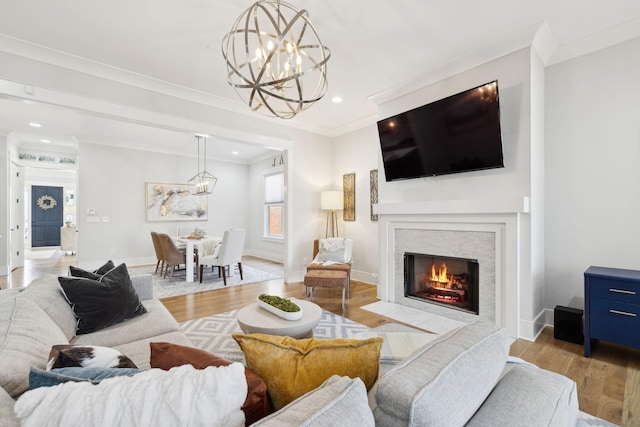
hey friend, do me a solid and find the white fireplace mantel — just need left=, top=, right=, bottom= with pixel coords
left=373, top=196, right=530, bottom=216
left=374, top=196, right=531, bottom=339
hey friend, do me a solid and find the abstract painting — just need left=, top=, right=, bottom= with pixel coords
left=145, top=182, right=208, bottom=222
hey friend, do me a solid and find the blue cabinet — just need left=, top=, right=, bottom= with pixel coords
left=584, top=266, right=640, bottom=357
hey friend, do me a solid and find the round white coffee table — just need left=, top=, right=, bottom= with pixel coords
left=237, top=298, right=322, bottom=339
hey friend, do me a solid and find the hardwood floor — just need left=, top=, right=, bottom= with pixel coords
left=0, top=248, right=76, bottom=290
left=511, top=328, right=640, bottom=426
left=3, top=252, right=639, bottom=426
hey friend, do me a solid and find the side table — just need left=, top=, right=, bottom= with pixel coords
left=584, top=266, right=640, bottom=357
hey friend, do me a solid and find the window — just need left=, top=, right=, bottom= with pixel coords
left=264, top=172, right=284, bottom=238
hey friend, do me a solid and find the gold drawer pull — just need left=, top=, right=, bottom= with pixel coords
left=608, top=288, right=636, bottom=295
left=609, top=309, right=637, bottom=317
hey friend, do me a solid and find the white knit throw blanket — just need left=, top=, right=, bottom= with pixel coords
left=15, top=364, right=247, bottom=427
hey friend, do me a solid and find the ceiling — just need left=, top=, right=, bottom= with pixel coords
left=0, top=96, right=280, bottom=164
left=0, top=0, right=639, bottom=160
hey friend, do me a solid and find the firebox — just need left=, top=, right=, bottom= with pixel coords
left=404, top=252, right=479, bottom=315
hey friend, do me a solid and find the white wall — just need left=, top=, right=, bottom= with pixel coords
left=76, top=143, right=249, bottom=268
left=529, top=48, right=546, bottom=328
left=246, top=155, right=285, bottom=263
left=377, top=48, right=533, bottom=204
left=0, top=135, right=7, bottom=275
left=286, top=134, right=333, bottom=281
left=545, top=36, right=640, bottom=309
left=331, top=126, right=381, bottom=284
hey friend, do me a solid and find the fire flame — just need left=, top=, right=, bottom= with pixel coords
left=430, top=263, right=449, bottom=284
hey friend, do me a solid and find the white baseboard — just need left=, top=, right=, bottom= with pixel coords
left=243, top=249, right=284, bottom=264
left=352, top=270, right=378, bottom=286
left=288, top=270, right=306, bottom=284
left=519, top=308, right=553, bottom=342
left=79, top=256, right=156, bottom=270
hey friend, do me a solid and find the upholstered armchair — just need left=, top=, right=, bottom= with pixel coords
left=150, top=231, right=165, bottom=275
left=198, top=229, right=246, bottom=285
left=157, top=233, right=198, bottom=278
left=306, top=238, right=353, bottom=297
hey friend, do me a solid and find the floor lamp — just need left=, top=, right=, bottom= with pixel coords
left=321, top=191, right=343, bottom=238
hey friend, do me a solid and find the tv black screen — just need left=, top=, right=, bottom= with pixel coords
left=377, top=80, right=504, bottom=181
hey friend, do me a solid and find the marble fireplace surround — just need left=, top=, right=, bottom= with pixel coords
left=375, top=197, right=530, bottom=339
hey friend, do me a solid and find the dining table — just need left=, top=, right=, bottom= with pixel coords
left=174, top=235, right=221, bottom=283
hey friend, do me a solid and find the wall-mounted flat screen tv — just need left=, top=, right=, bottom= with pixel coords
left=377, top=80, right=504, bottom=181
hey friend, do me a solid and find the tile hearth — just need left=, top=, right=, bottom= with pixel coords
left=362, top=301, right=466, bottom=334
left=362, top=301, right=516, bottom=345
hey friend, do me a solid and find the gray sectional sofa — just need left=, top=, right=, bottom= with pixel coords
left=254, top=321, right=579, bottom=427
left=0, top=273, right=579, bottom=426
left=0, top=273, right=192, bottom=426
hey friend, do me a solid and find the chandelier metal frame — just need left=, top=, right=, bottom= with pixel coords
left=188, top=135, right=217, bottom=195
left=221, top=0, right=331, bottom=119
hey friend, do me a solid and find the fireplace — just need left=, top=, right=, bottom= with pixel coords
left=404, top=252, right=479, bottom=315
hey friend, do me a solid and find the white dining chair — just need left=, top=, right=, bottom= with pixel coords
left=198, top=229, right=246, bottom=285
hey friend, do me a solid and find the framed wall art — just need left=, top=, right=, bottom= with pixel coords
left=343, top=173, right=355, bottom=221
left=370, top=169, right=378, bottom=221
left=145, top=182, right=208, bottom=222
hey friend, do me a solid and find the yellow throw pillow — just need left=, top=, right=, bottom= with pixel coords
left=233, top=333, right=383, bottom=410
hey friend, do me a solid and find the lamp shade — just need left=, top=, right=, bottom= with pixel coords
left=321, top=191, right=343, bottom=210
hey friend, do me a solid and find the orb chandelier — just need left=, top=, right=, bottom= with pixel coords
left=221, top=0, right=331, bottom=119
left=188, top=135, right=217, bottom=195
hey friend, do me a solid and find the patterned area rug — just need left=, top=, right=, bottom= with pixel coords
left=180, top=309, right=369, bottom=364
left=128, top=265, right=281, bottom=298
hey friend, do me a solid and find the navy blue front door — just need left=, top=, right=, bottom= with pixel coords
left=31, top=186, right=63, bottom=247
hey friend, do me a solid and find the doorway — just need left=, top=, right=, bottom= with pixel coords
left=31, top=185, right=64, bottom=247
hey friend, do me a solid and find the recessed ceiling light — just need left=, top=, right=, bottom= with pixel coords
left=232, top=151, right=239, bottom=155
left=331, top=96, right=343, bottom=104
left=40, top=139, right=50, bottom=143
left=29, top=122, right=42, bottom=128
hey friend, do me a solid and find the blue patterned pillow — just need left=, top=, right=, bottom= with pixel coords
left=29, top=366, right=141, bottom=389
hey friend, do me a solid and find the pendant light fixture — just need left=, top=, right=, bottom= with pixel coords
left=221, top=0, right=331, bottom=119
left=188, top=135, right=217, bottom=195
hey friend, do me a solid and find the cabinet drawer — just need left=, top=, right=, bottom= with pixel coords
left=588, top=278, right=640, bottom=304
left=590, top=298, right=640, bottom=350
